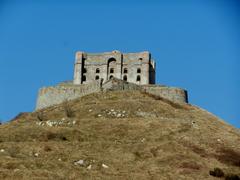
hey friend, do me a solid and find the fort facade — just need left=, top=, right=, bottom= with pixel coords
left=73, top=50, right=155, bottom=85
left=36, top=50, right=188, bottom=110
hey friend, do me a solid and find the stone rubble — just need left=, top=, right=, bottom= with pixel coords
left=102, top=164, right=109, bottom=169
left=86, top=164, right=92, bottom=170
left=36, top=119, right=76, bottom=127
left=97, top=109, right=128, bottom=118
left=74, top=159, right=84, bottom=166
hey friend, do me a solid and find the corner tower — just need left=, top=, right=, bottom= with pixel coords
left=73, top=51, right=84, bottom=85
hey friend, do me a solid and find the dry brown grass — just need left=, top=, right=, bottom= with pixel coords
left=0, top=90, right=239, bottom=179
left=215, top=148, right=240, bottom=167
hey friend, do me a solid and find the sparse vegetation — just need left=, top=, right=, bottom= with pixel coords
left=36, top=111, right=45, bottom=121
left=43, top=145, right=52, bottom=152
left=0, top=91, right=239, bottom=179
left=42, top=131, right=68, bottom=141
left=215, top=148, right=240, bottom=167
left=209, top=167, right=225, bottom=177
left=63, top=100, right=75, bottom=118
left=225, top=174, right=240, bottom=180
left=11, top=112, right=29, bottom=121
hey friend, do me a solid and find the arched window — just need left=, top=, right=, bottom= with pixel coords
left=123, top=68, right=128, bottom=74
left=96, top=68, right=100, bottom=73
left=83, top=68, right=87, bottom=73
left=109, top=75, right=114, bottom=79
left=95, top=75, right=99, bottom=80
left=110, top=68, right=114, bottom=73
left=136, top=75, right=141, bottom=82
left=82, top=75, right=86, bottom=82
left=123, top=75, right=127, bottom=81
left=137, top=68, right=141, bottom=73
left=108, top=58, right=116, bottom=76
left=139, top=58, right=143, bottom=61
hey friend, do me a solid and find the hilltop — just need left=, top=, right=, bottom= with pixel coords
left=0, top=91, right=239, bottom=179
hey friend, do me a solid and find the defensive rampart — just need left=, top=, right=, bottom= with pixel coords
left=36, top=81, right=100, bottom=110
left=36, top=79, right=188, bottom=110
left=142, top=85, right=188, bottom=104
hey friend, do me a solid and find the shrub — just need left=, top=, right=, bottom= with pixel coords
left=216, top=148, right=240, bottom=167
left=40, top=131, right=68, bottom=142
left=36, top=111, right=45, bottom=121
left=180, top=161, right=201, bottom=170
left=8, top=146, right=20, bottom=158
left=63, top=100, right=74, bottom=118
left=209, top=167, right=224, bottom=177
left=43, top=145, right=52, bottom=152
left=225, top=174, right=240, bottom=180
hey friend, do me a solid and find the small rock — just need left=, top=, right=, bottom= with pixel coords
left=13, top=169, right=20, bottom=172
left=58, top=158, right=62, bottom=161
left=217, top=139, right=221, bottom=142
left=89, top=109, right=92, bottom=112
left=46, top=121, right=53, bottom=127
left=87, top=164, right=92, bottom=170
left=102, top=164, right=109, bottom=168
left=122, top=111, right=126, bottom=113
left=116, top=114, right=122, bottom=118
left=141, top=138, right=146, bottom=143
left=111, top=109, right=114, bottom=112
left=0, top=149, right=5, bottom=152
left=34, top=153, right=39, bottom=157
left=62, top=118, right=65, bottom=121
left=72, top=120, right=76, bottom=125
left=98, top=114, right=102, bottom=117
left=36, top=122, right=44, bottom=126
left=74, top=159, right=84, bottom=166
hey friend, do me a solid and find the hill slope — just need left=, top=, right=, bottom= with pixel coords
left=0, top=91, right=239, bottom=179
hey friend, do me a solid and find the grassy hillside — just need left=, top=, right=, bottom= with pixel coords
left=0, top=91, right=239, bottom=180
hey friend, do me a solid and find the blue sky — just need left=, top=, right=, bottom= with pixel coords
left=0, top=0, right=239, bottom=127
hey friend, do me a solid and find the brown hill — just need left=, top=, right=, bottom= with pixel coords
left=0, top=91, right=239, bottom=180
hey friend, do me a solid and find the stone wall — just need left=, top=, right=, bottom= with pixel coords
left=36, top=81, right=101, bottom=110
left=73, top=50, right=155, bottom=85
left=142, top=85, right=188, bottom=104
left=102, top=78, right=142, bottom=91
left=36, top=79, right=188, bottom=110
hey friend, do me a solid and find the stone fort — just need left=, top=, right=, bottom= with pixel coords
left=36, top=50, right=188, bottom=110
left=73, top=50, right=155, bottom=85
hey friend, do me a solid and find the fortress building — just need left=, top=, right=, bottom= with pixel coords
left=73, top=50, right=155, bottom=85
left=36, top=50, right=188, bottom=110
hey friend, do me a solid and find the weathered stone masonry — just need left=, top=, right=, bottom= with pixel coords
left=36, top=50, right=188, bottom=110
left=73, top=50, right=155, bottom=85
